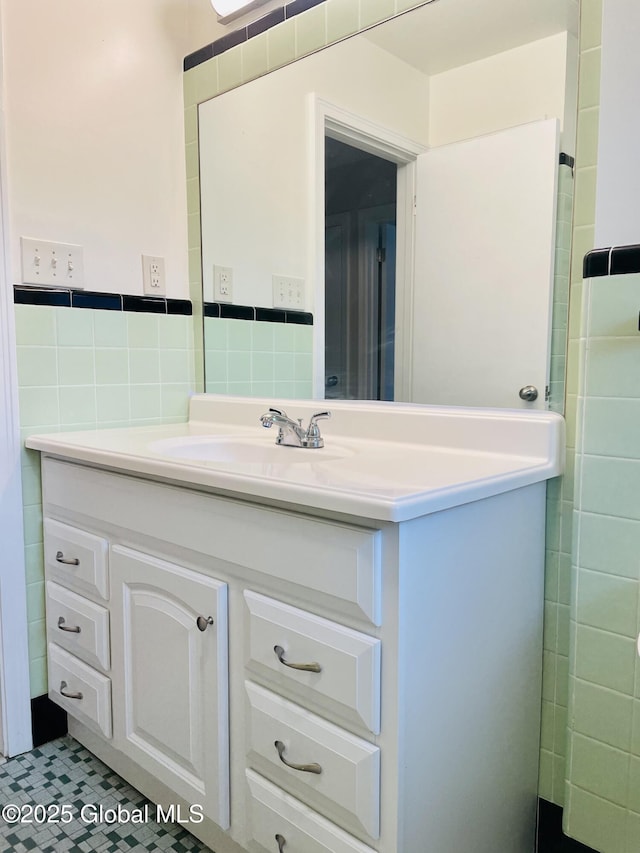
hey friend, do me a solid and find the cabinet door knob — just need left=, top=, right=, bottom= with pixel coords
left=57, top=616, right=81, bottom=634
left=275, top=834, right=286, bottom=852
left=518, top=385, right=539, bottom=401
left=59, top=680, right=83, bottom=700
left=274, top=740, right=322, bottom=774
left=55, top=550, right=80, bottom=566
left=196, top=615, right=214, bottom=632
left=273, top=645, right=321, bottom=673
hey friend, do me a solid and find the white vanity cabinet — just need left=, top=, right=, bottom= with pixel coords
left=37, top=447, right=548, bottom=853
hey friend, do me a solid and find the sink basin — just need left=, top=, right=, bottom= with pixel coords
left=149, top=435, right=354, bottom=465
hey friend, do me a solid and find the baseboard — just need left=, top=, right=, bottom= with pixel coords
left=31, top=694, right=67, bottom=748
left=537, top=799, right=597, bottom=852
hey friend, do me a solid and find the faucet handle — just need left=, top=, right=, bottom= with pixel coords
left=308, top=410, right=331, bottom=427
left=305, top=411, right=331, bottom=445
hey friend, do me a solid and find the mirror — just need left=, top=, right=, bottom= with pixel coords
left=193, top=0, right=578, bottom=410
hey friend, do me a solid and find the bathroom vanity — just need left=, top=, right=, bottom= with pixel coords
left=27, top=396, right=564, bottom=853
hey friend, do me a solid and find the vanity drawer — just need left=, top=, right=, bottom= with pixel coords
left=245, top=682, right=380, bottom=840
left=42, top=458, right=381, bottom=624
left=44, top=518, right=109, bottom=600
left=48, top=643, right=112, bottom=739
left=46, top=581, right=110, bottom=671
left=246, top=770, right=376, bottom=853
left=244, top=592, right=380, bottom=734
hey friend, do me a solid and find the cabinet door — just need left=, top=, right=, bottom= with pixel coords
left=110, top=545, right=229, bottom=829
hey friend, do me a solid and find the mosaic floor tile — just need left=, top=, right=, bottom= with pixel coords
left=0, top=737, right=211, bottom=852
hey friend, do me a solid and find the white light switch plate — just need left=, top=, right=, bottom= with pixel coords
left=21, top=237, right=84, bottom=289
left=272, top=275, right=305, bottom=310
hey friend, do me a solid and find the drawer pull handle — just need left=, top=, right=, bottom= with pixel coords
left=57, top=616, right=81, bottom=634
left=55, top=551, right=80, bottom=566
left=196, top=616, right=214, bottom=632
left=275, top=834, right=286, bottom=852
left=59, top=680, right=83, bottom=700
left=273, top=645, right=322, bottom=673
left=274, top=740, right=322, bottom=775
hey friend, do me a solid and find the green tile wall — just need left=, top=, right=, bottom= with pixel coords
left=564, top=273, right=640, bottom=853
left=15, top=304, right=196, bottom=697
left=539, top=162, right=575, bottom=805
left=204, top=317, right=313, bottom=398
left=537, top=0, right=604, bottom=814
left=549, top=164, right=574, bottom=415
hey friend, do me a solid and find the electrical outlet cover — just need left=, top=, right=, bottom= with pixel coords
left=142, top=254, right=166, bottom=296
left=214, top=265, right=233, bottom=302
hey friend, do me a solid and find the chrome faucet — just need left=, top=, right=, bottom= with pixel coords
left=259, top=407, right=331, bottom=448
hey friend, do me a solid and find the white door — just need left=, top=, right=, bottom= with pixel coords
left=110, top=545, right=229, bottom=828
left=410, top=119, right=559, bottom=409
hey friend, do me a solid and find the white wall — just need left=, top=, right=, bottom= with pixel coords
left=198, top=35, right=430, bottom=310
left=594, top=0, right=640, bottom=246
left=1, top=2, right=575, bottom=303
left=429, top=33, right=572, bottom=150
left=1, top=0, right=223, bottom=299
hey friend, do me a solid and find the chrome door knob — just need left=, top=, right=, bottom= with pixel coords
left=519, top=385, right=539, bottom=402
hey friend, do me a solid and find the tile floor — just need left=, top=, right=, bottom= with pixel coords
left=0, top=736, right=597, bottom=853
left=0, top=736, right=211, bottom=852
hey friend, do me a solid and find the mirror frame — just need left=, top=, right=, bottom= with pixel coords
left=182, top=0, right=435, bottom=394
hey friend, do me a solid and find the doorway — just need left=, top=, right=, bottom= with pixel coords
left=324, top=138, right=397, bottom=401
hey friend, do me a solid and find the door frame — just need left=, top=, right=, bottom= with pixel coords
left=0, top=4, right=34, bottom=757
left=358, top=204, right=396, bottom=400
left=324, top=211, right=351, bottom=398
left=308, top=95, right=427, bottom=400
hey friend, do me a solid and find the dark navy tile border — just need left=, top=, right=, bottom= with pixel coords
left=256, top=307, right=286, bottom=323
left=248, top=7, right=285, bottom=38
left=583, top=248, right=610, bottom=279
left=212, top=27, right=247, bottom=57
left=14, top=286, right=192, bottom=316
left=184, top=0, right=328, bottom=71
left=122, top=295, right=167, bottom=314
left=285, top=0, right=325, bottom=18
left=13, top=286, right=311, bottom=324
left=205, top=301, right=313, bottom=324
left=221, top=303, right=255, bottom=320
left=583, top=243, right=640, bottom=278
left=610, top=244, right=640, bottom=276
left=31, top=694, right=67, bottom=748
left=73, top=290, right=122, bottom=311
left=537, top=800, right=597, bottom=853
left=184, top=42, right=215, bottom=71
left=14, top=287, right=71, bottom=307
left=167, top=298, right=193, bottom=316
left=285, top=309, right=313, bottom=325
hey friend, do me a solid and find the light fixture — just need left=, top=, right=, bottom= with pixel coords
left=210, top=0, right=270, bottom=24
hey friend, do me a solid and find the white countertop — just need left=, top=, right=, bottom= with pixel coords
left=26, top=395, right=565, bottom=522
